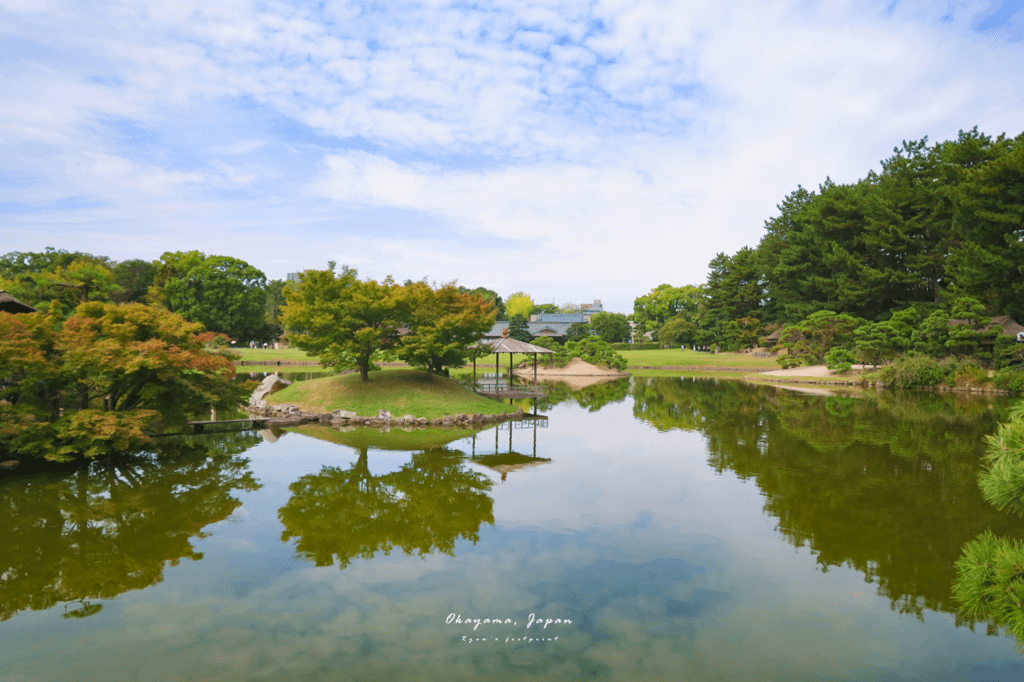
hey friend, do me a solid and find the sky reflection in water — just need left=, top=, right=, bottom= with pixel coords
left=1, top=378, right=1023, bottom=681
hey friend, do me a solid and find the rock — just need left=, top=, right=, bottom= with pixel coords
left=402, top=414, right=416, bottom=424
left=430, top=417, right=443, bottom=426
left=417, top=417, right=428, bottom=425
left=257, top=429, right=279, bottom=443
left=0, top=460, right=20, bottom=470
left=441, top=415, right=454, bottom=424
left=333, top=410, right=357, bottom=420
left=251, top=374, right=291, bottom=403
left=471, top=413, right=483, bottom=422
left=378, top=409, right=393, bottom=421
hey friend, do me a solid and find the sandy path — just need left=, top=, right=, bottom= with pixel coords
left=758, top=364, right=870, bottom=377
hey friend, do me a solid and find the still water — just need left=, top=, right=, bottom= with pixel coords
left=2, top=377, right=1024, bottom=681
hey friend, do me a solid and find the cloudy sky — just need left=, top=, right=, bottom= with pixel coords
left=2, top=0, right=1022, bottom=312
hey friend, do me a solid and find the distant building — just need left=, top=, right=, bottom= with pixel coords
left=0, top=291, right=36, bottom=314
left=484, top=300, right=604, bottom=339
left=286, top=273, right=300, bottom=282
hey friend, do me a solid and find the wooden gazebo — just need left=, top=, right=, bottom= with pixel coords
left=472, top=331, right=554, bottom=398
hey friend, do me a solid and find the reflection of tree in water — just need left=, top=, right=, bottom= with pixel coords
left=278, top=447, right=494, bottom=569
left=631, top=377, right=1024, bottom=621
left=0, top=435, right=261, bottom=622
left=526, top=377, right=630, bottom=413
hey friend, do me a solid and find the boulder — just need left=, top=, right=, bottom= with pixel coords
left=378, top=409, right=393, bottom=421
left=417, top=417, right=428, bottom=425
left=251, top=374, right=291, bottom=403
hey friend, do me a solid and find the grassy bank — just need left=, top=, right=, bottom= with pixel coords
left=267, top=369, right=519, bottom=418
left=619, top=348, right=779, bottom=371
left=234, top=347, right=317, bottom=363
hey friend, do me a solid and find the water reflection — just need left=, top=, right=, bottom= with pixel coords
left=0, top=436, right=261, bottom=622
left=631, top=377, right=1024, bottom=621
left=278, top=447, right=494, bottom=569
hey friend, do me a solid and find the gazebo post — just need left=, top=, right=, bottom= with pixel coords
left=509, top=352, right=512, bottom=380
left=473, top=357, right=476, bottom=384
left=495, top=352, right=499, bottom=379
left=533, top=353, right=538, bottom=384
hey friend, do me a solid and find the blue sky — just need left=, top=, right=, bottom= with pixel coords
left=1, top=0, right=1022, bottom=313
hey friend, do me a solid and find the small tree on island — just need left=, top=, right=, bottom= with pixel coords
left=397, top=282, right=496, bottom=375
left=281, top=264, right=406, bottom=382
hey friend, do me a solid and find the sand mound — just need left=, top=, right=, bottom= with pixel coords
left=515, top=357, right=630, bottom=378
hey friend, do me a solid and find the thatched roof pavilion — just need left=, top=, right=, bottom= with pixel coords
left=0, top=291, right=36, bottom=314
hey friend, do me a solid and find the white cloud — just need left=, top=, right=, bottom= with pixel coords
left=1, top=0, right=1023, bottom=310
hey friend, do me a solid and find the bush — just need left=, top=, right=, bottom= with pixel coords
left=876, top=355, right=944, bottom=389
left=938, top=357, right=989, bottom=387
left=995, top=368, right=1024, bottom=394
left=611, top=342, right=660, bottom=351
left=552, top=337, right=627, bottom=371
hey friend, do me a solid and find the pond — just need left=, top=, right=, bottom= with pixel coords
left=2, top=377, right=1024, bottom=681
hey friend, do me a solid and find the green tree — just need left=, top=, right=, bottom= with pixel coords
left=590, top=312, right=630, bottom=343
left=565, top=321, right=591, bottom=340
left=946, top=296, right=997, bottom=361
left=507, top=313, right=532, bottom=342
left=397, top=282, right=495, bottom=374
left=458, top=286, right=505, bottom=320
left=151, top=251, right=269, bottom=342
left=632, top=284, right=704, bottom=335
left=777, top=311, right=859, bottom=365
left=281, top=264, right=405, bottom=382
left=111, top=259, right=157, bottom=304
left=657, top=315, right=697, bottom=347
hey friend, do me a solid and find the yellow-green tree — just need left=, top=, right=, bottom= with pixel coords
left=397, top=282, right=495, bottom=375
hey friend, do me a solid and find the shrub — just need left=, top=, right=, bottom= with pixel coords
left=995, top=368, right=1024, bottom=394
left=611, top=342, right=660, bottom=351
left=552, top=337, right=627, bottom=371
left=876, top=355, right=944, bottom=389
left=938, top=357, right=989, bottom=387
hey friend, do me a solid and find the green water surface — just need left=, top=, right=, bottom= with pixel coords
left=1, top=378, right=1023, bottom=681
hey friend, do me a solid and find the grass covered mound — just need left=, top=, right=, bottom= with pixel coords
left=266, top=369, right=518, bottom=419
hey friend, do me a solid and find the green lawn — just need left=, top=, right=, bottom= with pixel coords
left=266, top=368, right=518, bottom=418
left=619, top=348, right=779, bottom=370
left=233, top=347, right=317, bottom=363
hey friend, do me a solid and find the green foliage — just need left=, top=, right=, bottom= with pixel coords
left=507, top=314, right=531, bottom=342
left=0, top=304, right=245, bottom=461
left=397, top=282, right=495, bottom=374
left=657, top=315, right=696, bottom=347
left=459, top=286, right=505, bottom=320
left=776, top=311, right=858, bottom=364
left=953, top=531, right=1024, bottom=646
left=994, top=368, right=1024, bottom=394
left=876, top=355, right=945, bottom=389
left=151, top=251, right=269, bottom=343
left=551, top=336, right=627, bottom=371
left=611, top=342, right=660, bottom=350
left=565, top=321, right=591, bottom=340
left=111, top=259, right=157, bottom=304
left=590, top=311, right=630, bottom=343
left=937, top=356, right=990, bottom=388
left=824, top=348, right=856, bottom=373
left=946, top=296, right=996, bottom=360
left=631, top=284, right=704, bottom=336
left=281, top=264, right=405, bottom=382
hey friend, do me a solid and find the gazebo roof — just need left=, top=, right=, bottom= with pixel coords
left=480, top=337, right=555, bottom=354
left=0, top=291, right=36, bottom=314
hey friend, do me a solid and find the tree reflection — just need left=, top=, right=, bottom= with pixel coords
left=278, top=447, right=494, bottom=569
left=631, top=377, right=1024, bottom=621
left=527, top=377, right=630, bottom=413
left=0, top=435, right=261, bottom=621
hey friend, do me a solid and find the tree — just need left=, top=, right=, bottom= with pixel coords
left=590, top=312, right=630, bottom=343
left=397, top=282, right=495, bottom=375
left=565, top=321, right=591, bottom=340
left=632, top=284, right=703, bottom=336
left=658, top=316, right=697, bottom=347
left=150, top=251, right=269, bottom=342
left=777, top=310, right=859, bottom=365
left=0, top=303, right=246, bottom=461
left=458, top=286, right=505, bottom=320
left=505, top=292, right=533, bottom=319
left=946, top=296, right=997, bottom=361
left=111, top=259, right=157, bottom=304
left=281, top=264, right=405, bottom=382
left=507, top=314, right=532, bottom=342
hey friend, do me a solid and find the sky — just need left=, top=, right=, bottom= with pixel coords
left=1, top=0, right=1023, bottom=314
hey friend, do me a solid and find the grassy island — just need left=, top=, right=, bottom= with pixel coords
left=266, top=369, right=518, bottom=419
